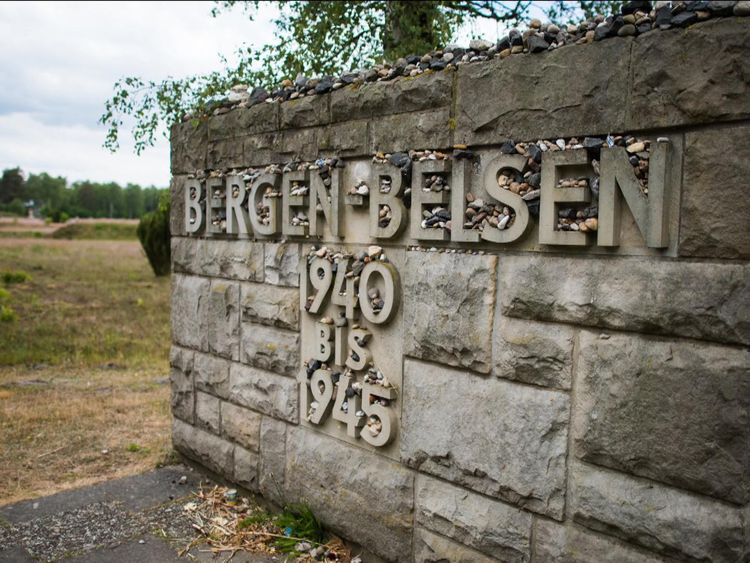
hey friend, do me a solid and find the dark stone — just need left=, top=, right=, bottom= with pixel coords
left=528, top=172, right=541, bottom=189
left=594, top=24, right=612, bottom=41
left=425, top=215, right=443, bottom=227
left=435, top=209, right=451, bottom=221
left=672, top=10, right=698, bottom=26
left=294, top=74, right=308, bottom=88
left=655, top=5, right=672, bottom=26
left=527, top=200, right=540, bottom=218
left=687, top=0, right=711, bottom=11
left=583, top=137, right=604, bottom=150
left=497, top=36, right=511, bottom=51
left=528, top=35, right=550, bottom=53
left=637, top=22, right=652, bottom=33
left=345, top=387, right=356, bottom=399
left=527, top=144, right=543, bottom=163
left=617, top=24, right=637, bottom=37
left=453, top=149, right=475, bottom=160
left=314, top=77, right=334, bottom=94
left=621, top=0, right=652, bottom=14
left=628, top=155, right=640, bottom=166
left=509, top=29, right=523, bottom=46
left=339, top=73, right=358, bottom=84
left=500, top=140, right=516, bottom=154
left=389, top=152, right=411, bottom=168
left=249, top=87, right=269, bottom=104
left=706, top=0, right=736, bottom=15
left=406, top=54, right=421, bottom=65
left=364, top=69, right=378, bottom=82
left=430, top=59, right=448, bottom=71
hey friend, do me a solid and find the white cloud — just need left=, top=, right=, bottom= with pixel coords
left=0, top=0, right=278, bottom=186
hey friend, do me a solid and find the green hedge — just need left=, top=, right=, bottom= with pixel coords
left=137, top=191, right=171, bottom=276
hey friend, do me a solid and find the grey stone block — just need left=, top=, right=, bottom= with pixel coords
left=534, top=520, right=668, bottom=563
left=206, top=137, right=245, bottom=170
left=401, top=359, right=569, bottom=519
left=172, top=239, right=264, bottom=282
left=228, top=362, right=298, bottom=423
left=259, top=416, right=287, bottom=505
left=499, top=254, right=750, bottom=346
left=169, top=346, right=194, bottom=423
left=240, top=282, right=299, bottom=330
left=455, top=40, right=630, bottom=145
left=221, top=401, right=262, bottom=452
left=170, top=177, right=187, bottom=236
left=629, top=19, right=750, bottom=131
left=171, top=274, right=210, bottom=351
left=280, top=94, right=329, bottom=129
left=193, top=352, right=230, bottom=399
left=195, top=391, right=221, bottom=434
left=570, top=463, right=745, bottom=562
left=285, top=426, right=414, bottom=562
left=172, top=419, right=234, bottom=478
left=493, top=316, right=574, bottom=390
left=207, top=280, right=240, bottom=360
left=240, top=323, right=299, bottom=377
left=208, top=103, right=279, bottom=140
left=416, top=474, right=532, bottom=561
left=413, top=528, right=496, bottom=563
left=369, top=108, right=451, bottom=153
left=264, top=242, right=300, bottom=287
left=679, top=123, right=750, bottom=259
left=317, top=119, right=368, bottom=157
left=404, top=251, right=496, bottom=373
left=171, top=120, right=207, bottom=175
left=233, top=445, right=259, bottom=492
left=243, top=132, right=284, bottom=166
left=280, top=127, right=319, bottom=161
left=574, top=330, right=750, bottom=505
left=330, top=70, right=453, bottom=123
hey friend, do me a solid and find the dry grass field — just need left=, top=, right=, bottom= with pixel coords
left=0, top=235, right=173, bottom=505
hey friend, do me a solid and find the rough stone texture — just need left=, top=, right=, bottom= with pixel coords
left=280, top=94, right=330, bottom=129
left=499, top=254, right=750, bottom=347
left=171, top=274, right=210, bottom=351
left=574, top=330, right=750, bottom=505
left=317, top=119, right=368, bottom=157
left=330, top=71, right=453, bottom=123
left=195, top=391, right=221, bottom=434
left=280, top=127, right=319, bottom=161
left=240, top=282, right=299, bottom=330
left=679, top=123, right=750, bottom=259
left=193, top=352, right=230, bottom=399
left=233, top=445, right=259, bottom=492
left=455, top=39, right=631, bottom=145
left=629, top=19, right=750, bottom=130
left=240, top=323, right=299, bottom=377
left=172, top=239, right=264, bottom=282
left=208, top=102, right=278, bottom=140
left=264, top=242, right=300, bottom=287
left=285, top=427, right=414, bottom=562
left=228, top=363, right=298, bottom=423
left=401, top=359, right=569, bottom=519
left=570, top=463, right=745, bottom=562
left=413, top=528, right=496, bottom=563
left=369, top=108, right=451, bottom=153
left=207, top=137, right=245, bottom=170
left=221, top=401, right=262, bottom=452
left=493, top=316, right=574, bottom=390
left=170, top=121, right=207, bottom=174
left=242, top=132, right=283, bottom=166
left=534, top=521, right=668, bottom=563
left=259, top=417, right=287, bottom=505
left=404, top=251, right=496, bottom=373
left=207, top=280, right=240, bottom=360
left=172, top=419, right=233, bottom=478
left=169, top=346, right=194, bottom=423
left=416, top=474, right=532, bottom=562
left=170, top=177, right=186, bottom=236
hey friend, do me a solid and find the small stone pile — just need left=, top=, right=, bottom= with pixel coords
left=463, top=194, right=515, bottom=233
left=195, top=1, right=750, bottom=120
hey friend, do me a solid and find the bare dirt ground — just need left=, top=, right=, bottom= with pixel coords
left=0, top=237, right=172, bottom=506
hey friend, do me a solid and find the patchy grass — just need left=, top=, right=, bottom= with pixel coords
left=0, top=238, right=172, bottom=505
left=51, top=221, right=138, bottom=240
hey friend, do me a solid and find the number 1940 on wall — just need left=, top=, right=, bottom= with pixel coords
left=298, top=245, right=402, bottom=449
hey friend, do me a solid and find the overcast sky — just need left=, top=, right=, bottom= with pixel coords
left=0, top=1, right=543, bottom=188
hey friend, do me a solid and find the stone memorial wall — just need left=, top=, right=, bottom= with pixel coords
left=169, top=13, right=750, bottom=563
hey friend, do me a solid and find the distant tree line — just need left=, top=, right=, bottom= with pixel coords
left=0, top=167, right=166, bottom=222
